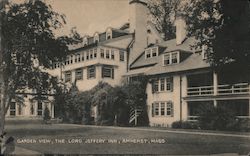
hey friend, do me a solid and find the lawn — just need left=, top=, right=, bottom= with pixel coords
left=5, top=123, right=250, bottom=155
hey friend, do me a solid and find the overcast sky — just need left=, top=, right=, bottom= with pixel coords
left=48, top=0, right=129, bottom=36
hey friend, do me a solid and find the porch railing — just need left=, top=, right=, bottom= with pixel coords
left=187, top=83, right=249, bottom=97
left=218, top=83, right=249, bottom=95
left=187, top=86, right=214, bottom=96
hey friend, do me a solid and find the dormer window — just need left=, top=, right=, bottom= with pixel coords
left=94, top=32, right=99, bottom=43
left=163, top=52, right=180, bottom=66
left=145, top=47, right=158, bottom=59
left=106, top=28, right=112, bottom=40
left=83, top=36, right=88, bottom=46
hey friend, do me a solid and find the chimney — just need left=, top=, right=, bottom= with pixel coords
left=128, top=0, right=148, bottom=65
left=175, top=17, right=187, bottom=45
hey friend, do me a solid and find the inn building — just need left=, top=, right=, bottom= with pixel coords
left=6, top=0, right=250, bottom=127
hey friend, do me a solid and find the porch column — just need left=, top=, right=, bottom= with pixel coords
left=51, top=103, right=54, bottom=119
left=213, top=72, right=218, bottom=107
left=181, top=75, right=188, bottom=121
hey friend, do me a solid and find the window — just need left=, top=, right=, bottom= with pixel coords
left=160, top=78, right=165, bottom=91
left=111, top=50, right=115, bottom=60
left=94, top=48, right=97, bottom=58
left=153, top=80, right=159, bottom=92
left=160, top=102, right=165, bottom=116
left=106, top=28, right=112, bottom=40
left=87, top=66, right=96, bottom=79
left=172, top=52, right=178, bottom=64
left=75, top=68, right=83, bottom=80
left=94, top=33, right=99, bottom=43
left=152, top=101, right=174, bottom=117
left=106, top=49, right=110, bottom=59
left=102, top=66, right=114, bottom=79
left=119, top=50, right=125, bottom=61
left=145, top=47, right=158, bottom=59
left=100, top=49, right=105, bottom=58
left=86, top=51, right=89, bottom=60
left=65, top=71, right=71, bottom=82
left=146, top=49, right=151, bottom=58
left=152, top=77, right=173, bottom=93
left=163, top=52, right=179, bottom=65
left=10, top=102, right=16, bottom=116
left=70, top=55, right=73, bottom=64
left=90, top=49, right=93, bottom=59
left=65, top=56, right=70, bottom=65
left=152, top=103, right=159, bottom=117
left=166, top=77, right=173, bottom=91
left=75, top=54, right=81, bottom=63
left=152, top=48, right=157, bottom=57
left=37, top=101, right=43, bottom=116
left=166, top=101, right=174, bottom=116
left=164, top=54, right=170, bottom=65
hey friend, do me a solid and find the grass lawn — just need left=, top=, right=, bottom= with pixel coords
left=5, top=123, right=250, bottom=155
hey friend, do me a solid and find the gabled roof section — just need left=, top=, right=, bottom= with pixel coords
left=146, top=53, right=210, bottom=76
left=130, top=36, right=199, bottom=69
left=100, top=34, right=133, bottom=50
left=158, top=36, right=198, bottom=53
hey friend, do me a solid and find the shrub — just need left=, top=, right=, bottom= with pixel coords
left=43, top=106, right=51, bottom=123
left=197, top=104, right=238, bottom=131
left=172, top=121, right=199, bottom=129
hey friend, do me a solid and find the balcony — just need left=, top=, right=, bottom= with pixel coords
left=187, top=83, right=250, bottom=97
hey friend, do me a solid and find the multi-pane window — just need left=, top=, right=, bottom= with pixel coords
left=30, top=103, right=34, bottom=115
left=146, top=49, right=151, bottom=58
left=160, top=102, right=165, bottom=116
left=102, top=66, right=114, bottom=79
left=94, top=48, right=97, bottom=58
left=152, top=77, right=173, bottom=93
left=100, top=49, right=105, bottom=58
left=153, top=79, right=159, bottom=92
left=163, top=54, right=170, bottom=65
left=87, top=66, right=96, bottom=79
left=166, top=77, right=173, bottom=91
left=18, top=104, right=22, bottom=115
left=172, top=52, right=178, bottom=64
left=37, top=101, right=43, bottom=116
left=10, top=102, right=16, bottom=116
left=90, top=49, right=93, bottom=59
left=152, top=101, right=174, bottom=117
left=70, top=55, right=73, bottom=64
left=75, top=54, right=81, bottom=63
left=145, top=47, right=158, bottom=59
left=163, top=52, right=179, bottom=65
left=119, top=50, right=125, bottom=61
left=111, top=50, right=115, bottom=60
left=166, top=101, right=174, bottom=116
left=75, top=68, right=83, bottom=80
left=152, top=103, right=159, bottom=117
left=65, top=71, right=72, bottom=82
left=106, top=49, right=110, bottom=59
left=152, top=48, right=157, bottom=57
left=160, top=78, right=165, bottom=91
left=86, top=51, right=89, bottom=60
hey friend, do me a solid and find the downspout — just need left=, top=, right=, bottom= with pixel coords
left=180, top=75, right=182, bottom=121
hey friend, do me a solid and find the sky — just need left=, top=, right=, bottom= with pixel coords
left=47, top=0, right=129, bottom=36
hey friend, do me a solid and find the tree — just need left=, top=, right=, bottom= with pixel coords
left=181, top=0, right=250, bottom=77
left=0, top=0, right=81, bottom=146
left=147, top=0, right=180, bottom=40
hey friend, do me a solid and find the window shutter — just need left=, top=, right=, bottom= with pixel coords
left=152, top=103, right=155, bottom=117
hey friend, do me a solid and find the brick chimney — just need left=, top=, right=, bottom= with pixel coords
left=128, top=0, right=148, bottom=65
left=175, top=16, right=187, bottom=45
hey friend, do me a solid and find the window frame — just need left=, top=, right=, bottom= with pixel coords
left=102, top=65, right=114, bottom=79
left=87, top=66, right=96, bottom=79
left=75, top=68, right=83, bottom=80
left=65, top=71, right=72, bottom=82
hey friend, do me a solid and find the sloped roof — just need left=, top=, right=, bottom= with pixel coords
left=100, top=34, right=133, bottom=50
left=123, top=66, right=152, bottom=76
left=146, top=53, right=210, bottom=76
left=130, top=37, right=198, bottom=69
